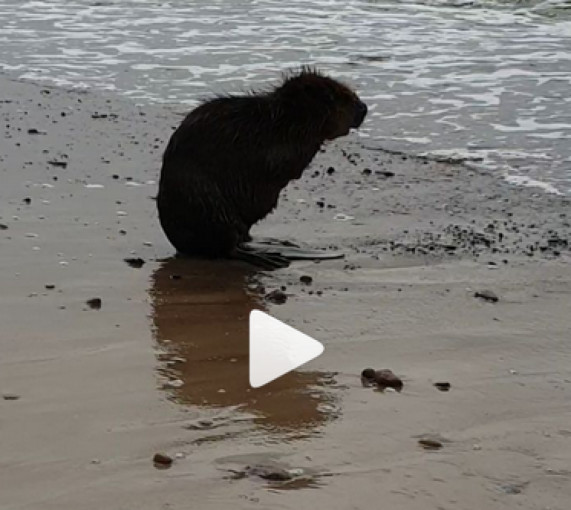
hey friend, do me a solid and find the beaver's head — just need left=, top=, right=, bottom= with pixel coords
left=275, top=68, right=367, bottom=141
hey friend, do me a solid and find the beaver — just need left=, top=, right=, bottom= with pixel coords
left=157, top=68, right=367, bottom=268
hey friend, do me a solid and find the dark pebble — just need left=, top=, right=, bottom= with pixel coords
left=0, top=224, right=8, bottom=230
left=124, top=257, right=145, bottom=269
left=45, top=284, right=56, bottom=290
left=86, top=298, right=102, bottom=310
left=375, top=170, right=395, bottom=178
left=47, top=160, right=67, bottom=168
left=326, top=166, right=335, bottom=175
left=3, top=393, right=21, bottom=401
left=299, top=275, right=313, bottom=285
left=265, top=289, right=288, bottom=305
left=170, top=274, right=182, bottom=280
left=474, top=290, right=499, bottom=303
left=434, top=382, right=451, bottom=392
left=153, top=453, right=173, bottom=468
left=418, top=439, right=443, bottom=450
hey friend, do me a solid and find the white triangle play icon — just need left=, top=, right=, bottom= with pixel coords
left=249, top=310, right=324, bottom=388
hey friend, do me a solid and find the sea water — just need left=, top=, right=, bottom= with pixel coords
left=0, top=0, right=570, bottom=193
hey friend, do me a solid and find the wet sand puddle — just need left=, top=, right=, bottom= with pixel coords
left=149, top=257, right=339, bottom=447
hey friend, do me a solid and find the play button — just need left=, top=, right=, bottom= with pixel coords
left=249, top=310, right=324, bottom=388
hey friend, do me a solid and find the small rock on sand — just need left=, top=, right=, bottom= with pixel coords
left=361, top=368, right=403, bottom=392
left=124, top=257, right=145, bottom=268
left=418, top=439, right=443, bottom=450
left=299, top=275, right=313, bottom=285
left=474, top=290, right=499, bottom=302
left=153, top=453, right=173, bottom=468
left=86, top=298, right=102, bottom=310
left=434, top=382, right=451, bottom=392
left=47, top=160, right=68, bottom=168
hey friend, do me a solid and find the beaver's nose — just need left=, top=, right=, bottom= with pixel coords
left=352, top=101, right=367, bottom=128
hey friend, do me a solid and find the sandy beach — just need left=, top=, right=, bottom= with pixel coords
left=1, top=73, right=571, bottom=509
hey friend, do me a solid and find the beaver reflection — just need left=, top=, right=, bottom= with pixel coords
left=149, top=257, right=337, bottom=433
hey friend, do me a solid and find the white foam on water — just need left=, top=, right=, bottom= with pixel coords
left=504, top=174, right=563, bottom=195
left=0, top=0, right=570, bottom=193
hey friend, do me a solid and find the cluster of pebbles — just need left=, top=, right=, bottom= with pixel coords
left=287, top=141, right=571, bottom=263
left=371, top=221, right=569, bottom=259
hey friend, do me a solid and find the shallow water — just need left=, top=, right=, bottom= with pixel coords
left=0, top=0, right=570, bottom=192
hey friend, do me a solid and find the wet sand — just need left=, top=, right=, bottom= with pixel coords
left=1, top=74, right=571, bottom=509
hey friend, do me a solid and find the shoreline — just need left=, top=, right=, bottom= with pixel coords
left=6, top=70, right=568, bottom=199
left=1, top=73, right=570, bottom=509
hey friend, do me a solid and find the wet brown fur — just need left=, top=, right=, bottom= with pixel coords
left=157, top=68, right=367, bottom=258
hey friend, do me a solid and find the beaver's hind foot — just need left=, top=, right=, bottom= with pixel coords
left=241, top=240, right=345, bottom=261
left=232, top=245, right=290, bottom=270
